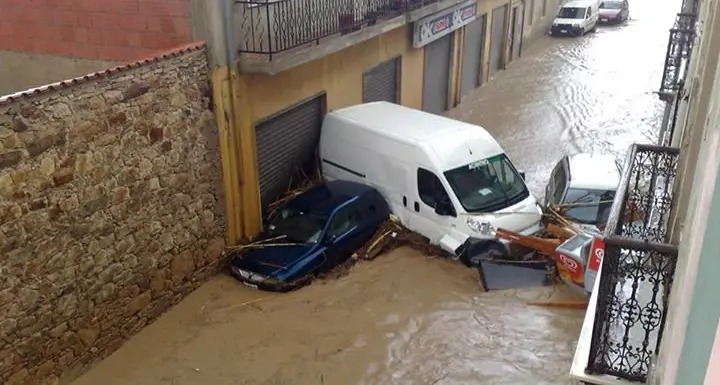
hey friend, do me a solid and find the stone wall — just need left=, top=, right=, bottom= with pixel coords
left=0, top=44, right=226, bottom=384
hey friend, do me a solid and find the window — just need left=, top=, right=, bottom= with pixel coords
left=417, top=168, right=451, bottom=209
left=444, top=154, right=529, bottom=213
left=600, top=1, right=623, bottom=9
left=551, top=161, right=567, bottom=205
left=542, top=0, right=547, bottom=17
left=267, top=208, right=327, bottom=244
left=557, top=7, right=586, bottom=19
left=562, top=188, right=616, bottom=226
left=327, top=207, right=360, bottom=238
left=585, top=7, right=591, bottom=18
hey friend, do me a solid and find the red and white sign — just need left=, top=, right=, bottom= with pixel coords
left=588, top=236, right=605, bottom=272
left=555, top=251, right=584, bottom=285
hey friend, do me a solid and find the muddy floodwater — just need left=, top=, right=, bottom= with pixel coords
left=69, top=0, right=677, bottom=384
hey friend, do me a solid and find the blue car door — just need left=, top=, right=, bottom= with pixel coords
left=323, top=205, right=364, bottom=269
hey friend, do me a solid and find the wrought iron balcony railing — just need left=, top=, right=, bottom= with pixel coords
left=659, top=13, right=697, bottom=94
left=235, top=0, right=441, bottom=60
left=586, top=144, right=680, bottom=383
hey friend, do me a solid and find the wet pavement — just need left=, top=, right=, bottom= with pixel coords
left=448, top=0, right=677, bottom=198
left=69, top=0, right=677, bottom=384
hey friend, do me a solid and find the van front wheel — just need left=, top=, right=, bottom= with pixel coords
left=460, top=243, right=508, bottom=268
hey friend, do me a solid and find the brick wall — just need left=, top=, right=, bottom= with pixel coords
left=0, top=44, right=226, bottom=384
left=0, top=0, right=192, bottom=61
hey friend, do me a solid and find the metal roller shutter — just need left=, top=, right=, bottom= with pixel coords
left=510, top=4, right=524, bottom=61
left=490, top=5, right=507, bottom=76
left=460, top=16, right=486, bottom=100
left=422, top=33, right=453, bottom=115
left=363, top=57, right=401, bottom=103
left=255, top=95, right=324, bottom=207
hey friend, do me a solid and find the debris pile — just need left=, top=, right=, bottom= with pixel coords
left=265, top=168, right=322, bottom=220
left=351, top=216, right=450, bottom=262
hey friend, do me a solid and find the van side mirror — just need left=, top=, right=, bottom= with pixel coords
left=520, top=171, right=526, bottom=180
left=434, top=198, right=454, bottom=216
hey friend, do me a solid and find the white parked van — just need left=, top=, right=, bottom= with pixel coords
left=319, top=102, right=544, bottom=266
left=550, top=0, right=600, bottom=36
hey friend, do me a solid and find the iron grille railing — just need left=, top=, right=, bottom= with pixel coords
left=235, top=0, right=441, bottom=59
left=586, top=144, right=680, bottom=383
left=659, top=13, right=696, bottom=94
left=665, top=81, right=684, bottom=146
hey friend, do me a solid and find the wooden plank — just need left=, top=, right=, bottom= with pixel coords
left=546, top=223, right=576, bottom=240
left=496, top=228, right=562, bottom=255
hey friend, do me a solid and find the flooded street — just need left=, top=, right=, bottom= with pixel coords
left=448, top=0, right=677, bottom=197
left=69, top=1, right=676, bottom=384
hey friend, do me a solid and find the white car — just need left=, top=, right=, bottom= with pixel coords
left=550, top=0, right=600, bottom=36
left=543, top=153, right=622, bottom=230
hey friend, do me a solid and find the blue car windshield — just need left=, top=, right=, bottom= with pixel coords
left=267, top=207, right=327, bottom=244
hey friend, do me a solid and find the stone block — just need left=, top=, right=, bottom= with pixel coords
left=51, top=168, right=74, bottom=186
left=0, top=151, right=22, bottom=170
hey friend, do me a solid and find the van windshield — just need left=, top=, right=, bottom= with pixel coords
left=558, top=7, right=586, bottom=18
left=444, top=154, right=529, bottom=213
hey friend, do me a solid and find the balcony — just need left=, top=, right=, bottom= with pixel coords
left=234, top=0, right=470, bottom=74
left=571, top=144, right=680, bottom=384
left=659, top=13, right=697, bottom=98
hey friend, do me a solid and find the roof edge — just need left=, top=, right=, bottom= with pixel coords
left=0, top=42, right=207, bottom=108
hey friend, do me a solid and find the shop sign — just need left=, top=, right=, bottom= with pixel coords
left=587, top=236, right=605, bottom=272
left=413, top=0, right=478, bottom=48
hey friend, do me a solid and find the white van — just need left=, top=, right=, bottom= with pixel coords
left=550, top=0, right=600, bottom=36
left=319, top=102, right=544, bottom=266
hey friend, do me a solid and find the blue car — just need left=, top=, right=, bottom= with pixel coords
left=229, top=180, right=390, bottom=292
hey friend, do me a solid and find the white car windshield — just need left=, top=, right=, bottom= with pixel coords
left=562, top=188, right=616, bottom=225
left=444, top=154, right=529, bottom=212
left=600, top=1, right=622, bottom=9
left=558, top=7, right=586, bottom=19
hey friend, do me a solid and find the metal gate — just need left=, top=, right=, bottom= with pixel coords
left=363, top=57, right=401, bottom=103
left=510, top=4, right=524, bottom=61
left=422, top=33, right=453, bottom=115
left=489, top=5, right=507, bottom=75
left=460, top=16, right=487, bottom=100
left=255, top=95, right=325, bottom=207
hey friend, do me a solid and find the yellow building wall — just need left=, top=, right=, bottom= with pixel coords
left=243, top=25, right=424, bottom=121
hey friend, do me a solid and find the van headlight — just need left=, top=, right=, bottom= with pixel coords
left=467, top=217, right=496, bottom=236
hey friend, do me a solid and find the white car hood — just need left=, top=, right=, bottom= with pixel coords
left=553, top=18, right=583, bottom=25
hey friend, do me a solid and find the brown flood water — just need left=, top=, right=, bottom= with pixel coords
left=70, top=0, right=677, bottom=383
left=70, top=249, right=583, bottom=385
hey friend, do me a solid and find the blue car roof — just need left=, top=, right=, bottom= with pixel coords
left=287, top=180, right=374, bottom=216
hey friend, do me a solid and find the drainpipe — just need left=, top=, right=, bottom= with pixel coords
left=205, top=0, right=263, bottom=244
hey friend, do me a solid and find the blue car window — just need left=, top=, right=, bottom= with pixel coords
left=328, top=207, right=360, bottom=238
left=267, top=208, right=327, bottom=244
